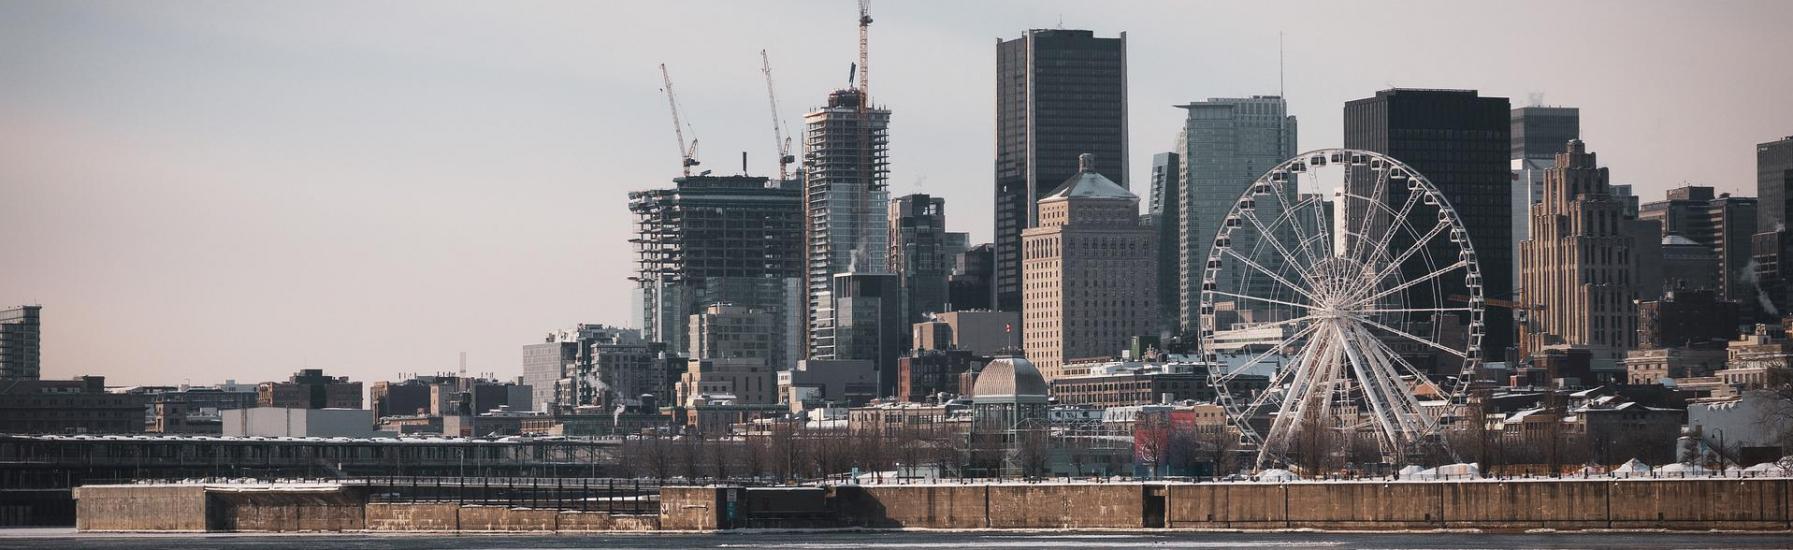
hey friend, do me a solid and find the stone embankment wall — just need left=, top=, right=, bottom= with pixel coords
left=73, top=485, right=658, bottom=533
left=1164, top=479, right=1792, bottom=530
left=77, top=478, right=1793, bottom=532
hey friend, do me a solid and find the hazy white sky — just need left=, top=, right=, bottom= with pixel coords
left=3, top=1, right=1790, bottom=387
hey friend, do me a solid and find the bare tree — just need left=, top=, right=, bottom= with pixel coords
left=1013, top=423, right=1053, bottom=479
left=1200, top=426, right=1239, bottom=478
left=1134, top=412, right=1173, bottom=479
left=635, top=434, right=674, bottom=481
left=1763, top=369, right=1793, bottom=454
left=892, top=425, right=926, bottom=481
left=679, top=435, right=703, bottom=481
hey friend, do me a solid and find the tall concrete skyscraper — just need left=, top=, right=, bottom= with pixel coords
left=803, top=89, right=892, bottom=361
left=0, top=305, right=42, bottom=380
left=1510, top=106, right=1581, bottom=287
left=1173, top=96, right=1297, bottom=334
left=1346, top=89, right=1513, bottom=361
left=888, top=194, right=957, bottom=329
left=1518, top=140, right=1641, bottom=361
left=1022, top=154, right=1157, bottom=381
left=629, top=175, right=804, bottom=366
left=993, top=29, right=1127, bottom=315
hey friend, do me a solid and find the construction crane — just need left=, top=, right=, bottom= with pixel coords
left=857, top=0, right=871, bottom=97
left=856, top=0, right=878, bottom=191
left=760, top=50, right=795, bottom=182
left=659, top=63, right=700, bottom=178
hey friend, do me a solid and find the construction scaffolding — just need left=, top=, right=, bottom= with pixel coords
left=628, top=175, right=805, bottom=355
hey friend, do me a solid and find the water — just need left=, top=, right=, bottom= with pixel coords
left=2, top=530, right=1791, bottom=549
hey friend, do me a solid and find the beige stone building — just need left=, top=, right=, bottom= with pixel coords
left=1022, top=154, right=1158, bottom=381
left=1518, top=140, right=1643, bottom=361
left=678, top=304, right=779, bottom=407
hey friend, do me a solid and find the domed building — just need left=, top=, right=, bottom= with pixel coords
left=966, top=355, right=1052, bottom=477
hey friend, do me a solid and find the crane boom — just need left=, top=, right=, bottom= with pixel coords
left=659, top=63, right=700, bottom=178
left=761, top=50, right=794, bottom=182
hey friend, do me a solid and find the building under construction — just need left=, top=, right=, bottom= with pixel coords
left=629, top=175, right=805, bottom=370
left=804, top=89, right=891, bottom=361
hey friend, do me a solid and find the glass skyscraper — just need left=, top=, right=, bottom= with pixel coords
left=1174, top=96, right=1297, bottom=333
left=993, top=29, right=1127, bottom=316
left=1346, top=88, right=1514, bottom=362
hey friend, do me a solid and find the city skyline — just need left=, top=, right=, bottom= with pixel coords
left=4, top=1, right=1793, bottom=386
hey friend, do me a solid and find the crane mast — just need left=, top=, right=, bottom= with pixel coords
left=659, top=63, right=700, bottom=178
left=761, top=50, right=794, bottom=183
left=857, top=0, right=876, bottom=191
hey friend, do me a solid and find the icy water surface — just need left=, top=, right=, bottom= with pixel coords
left=2, top=530, right=1792, bottom=549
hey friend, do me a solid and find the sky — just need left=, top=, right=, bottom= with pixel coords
left=3, top=1, right=1791, bottom=387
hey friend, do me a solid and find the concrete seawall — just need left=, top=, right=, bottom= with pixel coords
left=73, top=484, right=659, bottom=533
left=75, top=478, right=1793, bottom=532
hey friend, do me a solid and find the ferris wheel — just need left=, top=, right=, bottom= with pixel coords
left=1199, top=149, right=1484, bottom=469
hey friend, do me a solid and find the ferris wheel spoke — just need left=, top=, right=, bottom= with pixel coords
left=1346, top=259, right=1468, bottom=311
left=1347, top=314, right=1469, bottom=359
left=1222, top=248, right=1325, bottom=305
left=1342, top=186, right=1419, bottom=267
left=1214, top=320, right=1324, bottom=385
left=1203, top=290, right=1314, bottom=311
left=1353, top=329, right=1447, bottom=439
left=1358, top=325, right=1452, bottom=401
left=1278, top=192, right=1331, bottom=268
left=1337, top=325, right=1413, bottom=451
left=1240, top=209, right=1318, bottom=282
left=1345, top=219, right=1454, bottom=305
left=1346, top=163, right=1395, bottom=264
left=1354, top=307, right=1474, bottom=315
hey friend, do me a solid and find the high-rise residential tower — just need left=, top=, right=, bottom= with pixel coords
left=1022, top=154, right=1157, bottom=381
left=994, top=29, right=1127, bottom=315
left=1517, top=140, right=1642, bottom=361
left=1173, top=96, right=1298, bottom=334
left=1345, top=89, right=1514, bottom=362
left=0, top=305, right=42, bottom=380
left=629, top=175, right=804, bottom=367
left=803, top=89, right=892, bottom=360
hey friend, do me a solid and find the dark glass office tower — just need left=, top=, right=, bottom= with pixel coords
left=1510, top=106, right=1580, bottom=161
left=1757, top=136, right=1793, bottom=234
left=1751, top=136, right=1793, bottom=315
left=993, top=29, right=1127, bottom=315
left=1345, top=89, right=1513, bottom=363
left=1148, top=152, right=1181, bottom=335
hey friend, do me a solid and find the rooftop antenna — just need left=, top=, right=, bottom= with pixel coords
left=459, top=351, right=467, bottom=378
left=1278, top=31, right=1284, bottom=98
